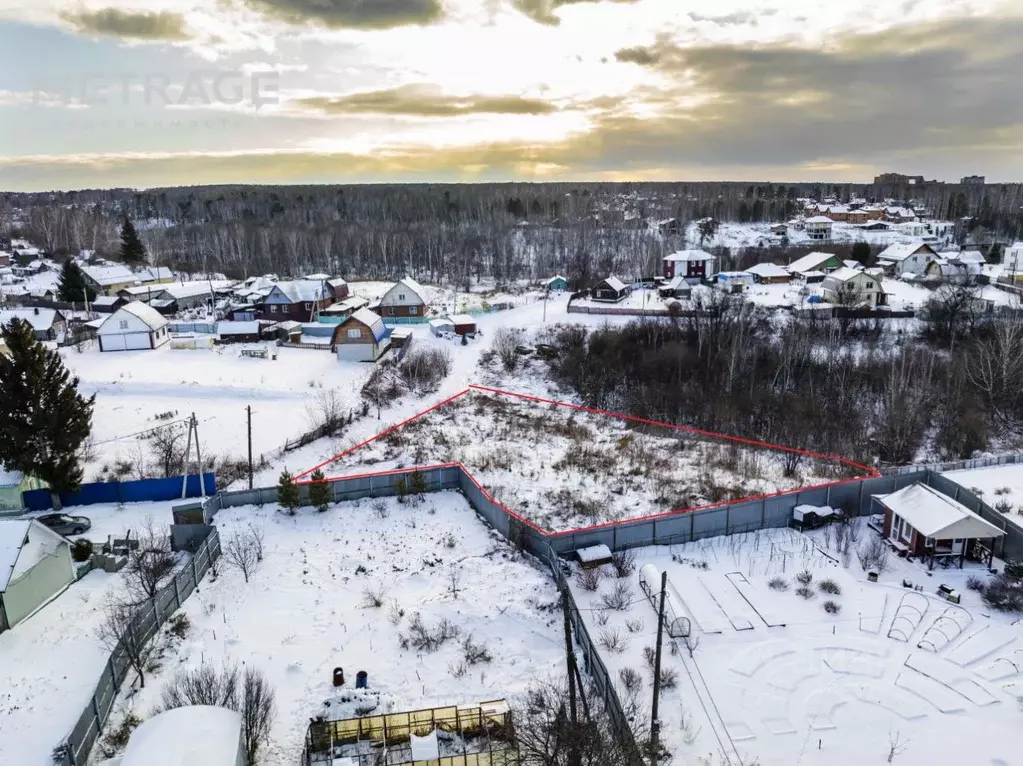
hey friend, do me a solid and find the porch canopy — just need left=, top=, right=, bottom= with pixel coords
left=874, top=483, right=1005, bottom=540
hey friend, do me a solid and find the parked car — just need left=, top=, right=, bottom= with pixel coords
left=36, top=513, right=92, bottom=536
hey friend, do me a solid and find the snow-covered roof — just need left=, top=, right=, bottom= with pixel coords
left=0, top=520, right=66, bottom=592
left=83, top=264, right=137, bottom=287
left=0, top=464, right=24, bottom=489
left=956, top=250, right=986, bottom=264
left=788, top=252, right=838, bottom=274
left=744, top=262, right=790, bottom=279
left=875, top=483, right=1005, bottom=540
left=665, top=275, right=692, bottom=290
left=822, top=267, right=866, bottom=284
left=878, top=241, right=933, bottom=263
left=346, top=308, right=389, bottom=342
left=843, top=260, right=864, bottom=271
left=274, top=280, right=330, bottom=303
left=546, top=275, right=567, bottom=284
left=120, top=706, right=242, bottom=766
left=304, top=273, right=330, bottom=281
left=805, top=216, right=834, bottom=224
left=664, top=249, right=714, bottom=263
left=106, top=301, right=169, bottom=331
left=327, top=277, right=348, bottom=288
left=0, top=308, right=61, bottom=332
left=91, top=296, right=122, bottom=307
left=397, top=277, right=428, bottom=304
left=160, top=282, right=220, bottom=301
left=217, top=321, right=260, bottom=336
left=137, top=266, right=173, bottom=282
left=449, top=313, right=475, bottom=326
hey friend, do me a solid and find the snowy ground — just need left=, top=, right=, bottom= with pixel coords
left=322, top=389, right=859, bottom=532
left=0, top=500, right=181, bottom=766
left=569, top=523, right=1022, bottom=766
left=944, top=465, right=1023, bottom=523
left=60, top=344, right=374, bottom=482
left=91, top=492, right=563, bottom=766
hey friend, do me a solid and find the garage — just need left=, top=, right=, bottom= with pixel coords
left=97, top=302, right=170, bottom=352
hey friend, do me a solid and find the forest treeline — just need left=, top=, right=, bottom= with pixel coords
left=2, top=181, right=1022, bottom=284
left=543, top=301, right=1023, bottom=468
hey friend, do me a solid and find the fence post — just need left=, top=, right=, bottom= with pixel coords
left=173, top=572, right=181, bottom=609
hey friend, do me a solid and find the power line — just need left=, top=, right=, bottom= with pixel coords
left=91, top=417, right=190, bottom=446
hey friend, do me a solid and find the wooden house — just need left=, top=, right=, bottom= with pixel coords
left=873, top=483, right=1003, bottom=570
left=331, top=308, right=391, bottom=362
left=787, top=252, right=844, bottom=276
left=546, top=275, right=569, bottom=292
left=0, top=308, right=66, bottom=342
left=662, top=250, right=715, bottom=282
left=743, top=263, right=792, bottom=284
left=372, top=278, right=429, bottom=319
left=591, top=276, right=630, bottom=303
left=821, top=267, right=886, bottom=307
left=877, top=242, right=938, bottom=277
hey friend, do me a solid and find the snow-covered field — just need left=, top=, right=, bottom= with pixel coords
left=60, top=344, right=374, bottom=481
left=570, top=524, right=1022, bottom=766
left=323, top=389, right=860, bottom=532
left=92, top=492, right=563, bottom=765
left=945, top=464, right=1023, bottom=521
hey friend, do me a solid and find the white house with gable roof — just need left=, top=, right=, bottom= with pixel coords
left=97, top=302, right=170, bottom=351
left=372, top=277, right=430, bottom=318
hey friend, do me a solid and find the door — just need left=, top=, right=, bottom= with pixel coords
left=123, top=333, right=152, bottom=350
left=100, top=333, right=128, bottom=352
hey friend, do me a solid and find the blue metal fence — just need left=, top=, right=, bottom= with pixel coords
left=23, top=473, right=216, bottom=511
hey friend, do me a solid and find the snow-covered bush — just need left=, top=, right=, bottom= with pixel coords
left=577, top=567, right=602, bottom=591
left=818, top=579, right=841, bottom=595
left=796, top=585, right=815, bottom=600
left=600, top=581, right=633, bottom=611
left=768, top=577, right=789, bottom=591
left=823, top=600, right=841, bottom=614
left=795, top=570, right=813, bottom=586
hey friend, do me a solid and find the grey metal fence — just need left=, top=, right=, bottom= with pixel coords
left=886, top=452, right=1023, bottom=476
left=540, top=544, right=646, bottom=766
left=55, top=527, right=222, bottom=766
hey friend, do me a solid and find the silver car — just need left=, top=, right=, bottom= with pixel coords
left=37, top=513, right=92, bottom=536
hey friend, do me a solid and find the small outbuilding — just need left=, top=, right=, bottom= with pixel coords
left=429, top=317, right=455, bottom=337
left=331, top=308, right=391, bottom=362
left=743, top=262, right=792, bottom=284
left=120, top=706, right=246, bottom=766
left=448, top=314, right=477, bottom=336
left=872, top=483, right=1005, bottom=570
left=97, top=302, right=170, bottom=352
left=546, top=275, right=568, bottom=292
left=591, top=276, right=630, bottom=303
left=658, top=276, right=692, bottom=299
left=0, top=519, right=75, bottom=632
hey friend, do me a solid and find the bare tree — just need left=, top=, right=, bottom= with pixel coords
left=240, top=667, right=276, bottom=764
left=247, top=522, right=265, bottom=562
left=492, top=328, right=519, bottom=371
left=305, top=388, right=345, bottom=436
left=224, top=528, right=262, bottom=583
left=887, top=729, right=909, bottom=762
left=158, top=663, right=240, bottom=711
left=95, top=593, right=156, bottom=688
left=145, top=422, right=188, bottom=478
left=122, top=519, right=176, bottom=602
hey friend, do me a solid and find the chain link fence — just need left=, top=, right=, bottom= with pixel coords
left=54, top=527, right=222, bottom=766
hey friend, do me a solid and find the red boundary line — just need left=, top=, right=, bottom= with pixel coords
left=299, top=386, right=879, bottom=535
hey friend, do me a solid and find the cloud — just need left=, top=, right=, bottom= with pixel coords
left=243, top=0, right=444, bottom=29
left=686, top=11, right=757, bottom=26
left=59, top=8, right=189, bottom=40
left=297, top=85, right=557, bottom=117
left=512, top=0, right=640, bottom=26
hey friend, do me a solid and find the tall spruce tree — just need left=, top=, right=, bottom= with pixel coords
left=120, top=216, right=147, bottom=269
left=0, top=319, right=95, bottom=508
left=57, top=260, right=97, bottom=303
left=277, top=469, right=300, bottom=515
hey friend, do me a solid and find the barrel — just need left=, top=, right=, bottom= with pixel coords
left=356, top=671, right=368, bottom=689
left=333, top=667, right=345, bottom=687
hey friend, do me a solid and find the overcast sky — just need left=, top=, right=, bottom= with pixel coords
left=0, top=0, right=1019, bottom=191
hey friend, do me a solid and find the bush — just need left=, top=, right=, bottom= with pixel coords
left=167, top=612, right=191, bottom=640
left=103, top=712, right=143, bottom=751
left=618, top=667, right=642, bottom=693
left=600, top=581, right=633, bottom=611
left=642, top=646, right=656, bottom=668
left=461, top=634, right=493, bottom=665
left=796, top=586, right=815, bottom=600
left=1004, top=560, right=1023, bottom=581
left=966, top=575, right=987, bottom=592
left=598, top=628, right=629, bottom=654
left=768, top=577, right=789, bottom=591
left=823, top=600, right=841, bottom=614
left=657, top=667, right=679, bottom=689
left=578, top=567, right=602, bottom=592
left=71, top=538, right=94, bottom=562
left=308, top=469, right=331, bottom=513
left=625, top=618, right=644, bottom=633
left=398, top=347, right=452, bottom=394
left=982, top=575, right=1023, bottom=612
left=856, top=537, right=891, bottom=573
left=795, top=570, right=813, bottom=586
left=361, top=584, right=387, bottom=608
left=818, top=579, right=841, bottom=595
left=611, top=549, right=637, bottom=578
left=399, top=612, right=461, bottom=651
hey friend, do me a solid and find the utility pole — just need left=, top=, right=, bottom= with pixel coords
left=561, top=586, right=581, bottom=766
left=247, top=405, right=254, bottom=490
left=650, top=571, right=668, bottom=766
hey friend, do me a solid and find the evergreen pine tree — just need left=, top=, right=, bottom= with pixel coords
left=0, top=319, right=94, bottom=508
left=308, top=469, right=331, bottom=513
left=57, top=260, right=97, bottom=304
left=277, top=469, right=300, bottom=515
left=120, top=216, right=148, bottom=269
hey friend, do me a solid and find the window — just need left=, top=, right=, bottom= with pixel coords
left=398, top=293, right=406, bottom=301
left=269, top=305, right=277, bottom=314
left=387, top=307, right=395, bottom=316
left=305, top=302, right=312, bottom=310
left=409, top=306, right=418, bottom=315
left=347, top=328, right=361, bottom=339
left=118, top=320, right=128, bottom=329
left=866, top=281, right=874, bottom=289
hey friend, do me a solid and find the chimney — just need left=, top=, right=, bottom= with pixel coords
left=33, top=307, right=39, bottom=315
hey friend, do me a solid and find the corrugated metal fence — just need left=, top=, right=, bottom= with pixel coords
left=184, top=463, right=1023, bottom=762
left=55, top=527, right=222, bottom=766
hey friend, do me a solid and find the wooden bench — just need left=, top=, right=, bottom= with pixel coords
left=886, top=538, right=910, bottom=557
